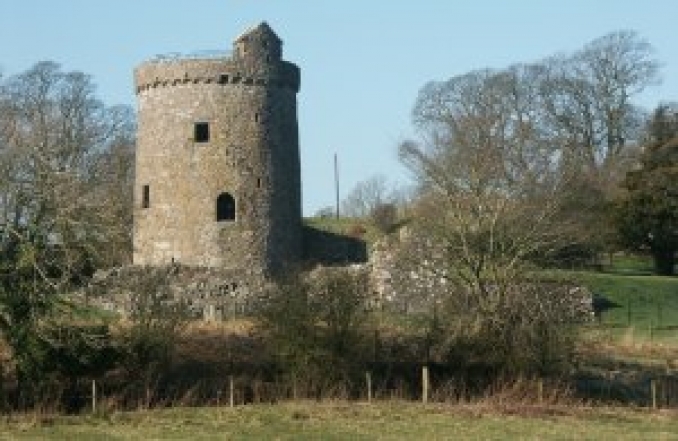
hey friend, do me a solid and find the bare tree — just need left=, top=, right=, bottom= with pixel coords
left=0, top=62, right=134, bottom=401
left=313, top=206, right=335, bottom=218
left=394, top=30, right=658, bottom=371
left=541, top=30, right=659, bottom=174
left=405, top=66, right=570, bottom=292
left=340, top=174, right=392, bottom=218
left=398, top=65, right=589, bottom=372
left=0, top=61, right=135, bottom=284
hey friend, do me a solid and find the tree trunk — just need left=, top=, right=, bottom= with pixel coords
left=652, top=249, right=675, bottom=276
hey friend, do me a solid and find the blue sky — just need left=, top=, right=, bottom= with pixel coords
left=0, top=1, right=676, bottom=215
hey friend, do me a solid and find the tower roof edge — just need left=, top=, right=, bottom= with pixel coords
left=234, top=21, right=281, bottom=43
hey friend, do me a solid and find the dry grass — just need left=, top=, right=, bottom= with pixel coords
left=0, top=401, right=676, bottom=440
left=579, top=326, right=678, bottom=371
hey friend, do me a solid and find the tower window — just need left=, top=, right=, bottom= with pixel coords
left=255, top=113, right=260, bottom=122
left=194, top=122, right=209, bottom=143
left=216, top=192, right=236, bottom=222
left=142, top=185, right=150, bottom=209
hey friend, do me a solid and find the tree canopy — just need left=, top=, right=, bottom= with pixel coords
left=0, top=62, right=135, bottom=403
left=615, top=104, right=678, bottom=275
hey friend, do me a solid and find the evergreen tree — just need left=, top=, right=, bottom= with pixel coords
left=616, top=105, right=678, bottom=275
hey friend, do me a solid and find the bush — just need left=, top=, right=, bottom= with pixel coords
left=257, top=267, right=371, bottom=396
left=116, top=268, right=188, bottom=400
left=370, top=203, right=398, bottom=234
left=435, top=281, right=586, bottom=376
left=346, top=223, right=367, bottom=238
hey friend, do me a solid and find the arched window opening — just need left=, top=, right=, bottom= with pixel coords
left=216, top=193, right=236, bottom=222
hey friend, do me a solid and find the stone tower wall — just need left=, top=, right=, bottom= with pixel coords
left=133, top=24, right=301, bottom=276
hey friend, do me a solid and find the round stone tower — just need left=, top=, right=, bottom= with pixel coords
left=133, top=22, right=302, bottom=277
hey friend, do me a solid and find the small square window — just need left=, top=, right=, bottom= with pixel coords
left=194, top=122, right=209, bottom=143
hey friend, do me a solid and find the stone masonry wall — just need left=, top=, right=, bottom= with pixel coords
left=87, top=264, right=269, bottom=321
left=133, top=23, right=301, bottom=277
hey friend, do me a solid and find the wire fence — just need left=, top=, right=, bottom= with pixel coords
left=8, top=363, right=678, bottom=414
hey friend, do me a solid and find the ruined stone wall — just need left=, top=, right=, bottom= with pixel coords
left=133, top=23, right=301, bottom=276
left=87, top=265, right=269, bottom=321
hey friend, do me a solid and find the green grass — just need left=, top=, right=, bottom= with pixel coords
left=566, top=270, right=678, bottom=366
left=304, top=216, right=384, bottom=247
left=583, top=272, right=678, bottom=323
left=576, top=272, right=678, bottom=342
left=1, top=402, right=677, bottom=440
left=604, top=254, right=657, bottom=275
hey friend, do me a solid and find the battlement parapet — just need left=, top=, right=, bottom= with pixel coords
left=134, top=56, right=299, bottom=94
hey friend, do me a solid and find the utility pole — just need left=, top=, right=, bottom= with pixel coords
left=334, top=153, right=340, bottom=219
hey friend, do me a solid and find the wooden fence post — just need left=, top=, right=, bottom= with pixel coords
left=366, top=372, right=372, bottom=403
left=229, top=375, right=235, bottom=408
left=538, top=379, right=543, bottom=404
left=422, top=366, right=429, bottom=404
left=651, top=378, right=658, bottom=410
left=91, top=380, right=97, bottom=414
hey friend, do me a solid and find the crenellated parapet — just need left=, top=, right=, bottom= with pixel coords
left=134, top=57, right=300, bottom=94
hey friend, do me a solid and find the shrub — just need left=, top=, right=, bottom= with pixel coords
left=346, top=224, right=367, bottom=238
left=370, top=203, right=398, bottom=234
left=116, top=268, right=188, bottom=401
left=435, top=281, right=586, bottom=376
left=257, top=266, right=371, bottom=396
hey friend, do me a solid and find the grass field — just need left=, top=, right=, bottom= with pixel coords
left=1, top=402, right=677, bottom=440
left=304, top=216, right=384, bottom=245
left=576, top=270, right=678, bottom=343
